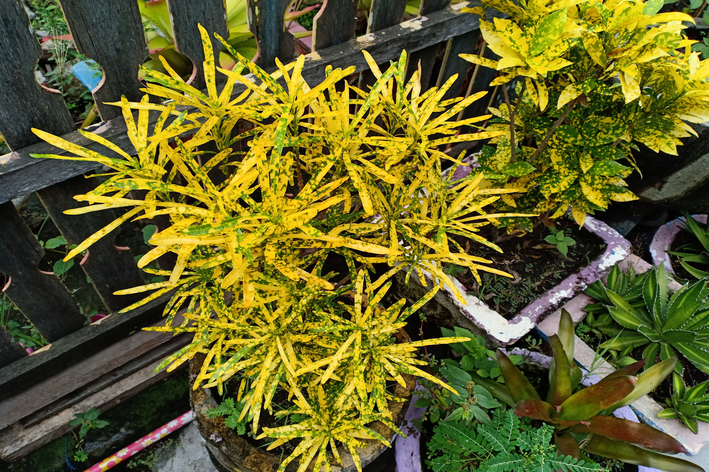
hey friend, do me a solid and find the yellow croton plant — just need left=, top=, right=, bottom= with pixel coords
left=31, top=26, right=531, bottom=472
left=462, top=0, right=709, bottom=227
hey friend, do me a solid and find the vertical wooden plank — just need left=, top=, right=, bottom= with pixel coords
left=420, top=0, right=451, bottom=14
left=37, top=175, right=145, bottom=313
left=0, top=0, right=74, bottom=150
left=255, top=0, right=295, bottom=70
left=0, top=202, right=85, bottom=342
left=367, top=0, right=407, bottom=33
left=167, top=0, right=229, bottom=91
left=359, top=0, right=407, bottom=90
left=59, top=0, right=148, bottom=120
left=407, top=0, right=451, bottom=91
left=313, top=0, right=358, bottom=51
left=436, top=29, right=481, bottom=100
left=0, top=330, right=27, bottom=369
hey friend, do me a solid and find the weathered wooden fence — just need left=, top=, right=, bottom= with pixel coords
left=0, top=0, right=494, bottom=461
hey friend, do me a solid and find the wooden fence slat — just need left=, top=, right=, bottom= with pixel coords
left=59, top=0, right=148, bottom=120
left=0, top=354, right=183, bottom=462
left=407, top=0, right=452, bottom=91
left=255, top=0, right=295, bottom=70
left=0, top=3, right=492, bottom=205
left=36, top=175, right=146, bottom=313
left=367, top=0, right=407, bottom=33
left=0, top=0, right=74, bottom=150
left=313, top=0, right=358, bottom=51
left=0, top=202, right=85, bottom=342
left=0, top=292, right=171, bottom=403
left=0, top=313, right=188, bottom=431
left=167, top=0, right=229, bottom=91
left=421, top=0, right=452, bottom=14
left=437, top=29, right=480, bottom=100
left=0, top=330, right=27, bottom=369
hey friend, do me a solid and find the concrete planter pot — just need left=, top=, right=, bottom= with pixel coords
left=188, top=352, right=415, bottom=472
left=394, top=348, right=657, bottom=472
left=395, top=215, right=631, bottom=346
left=650, top=214, right=708, bottom=275
left=536, top=254, right=709, bottom=466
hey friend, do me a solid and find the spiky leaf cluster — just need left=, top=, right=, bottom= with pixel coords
left=587, top=264, right=709, bottom=375
left=29, top=25, right=533, bottom=472
left=658, top=372, right=709, bottom=434
left=461, top=0, right=709, bottom=227
left=669, top=213, right=709, bottom=279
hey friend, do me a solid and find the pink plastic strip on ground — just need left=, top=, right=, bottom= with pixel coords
left=82, top=410, right=193, bottom=472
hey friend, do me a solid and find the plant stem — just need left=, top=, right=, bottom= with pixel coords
left=501, top=84, right=516, bottom=163
left=529, top=97, right=581, bottom=163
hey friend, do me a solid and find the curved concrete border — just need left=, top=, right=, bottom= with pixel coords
left=398, top=215, right=631, bottom=346
left=394, top=348, right=658, bottom=472
left=650, top=214, right=708, bottom=274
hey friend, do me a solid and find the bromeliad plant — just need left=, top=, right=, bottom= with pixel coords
left=30, top=25, right=530, bottom=472
left=669, top=213, right=709, bottom=279
left=460, top=0, right=709, bottom=228
left=491, top=310, right=702, bottom=471
left=658, top=373, right=709, bottom=434
left=586, top=264, right=709, bottom=375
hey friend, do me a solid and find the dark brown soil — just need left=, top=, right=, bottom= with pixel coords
left=450, top=218, right=606, bottom=318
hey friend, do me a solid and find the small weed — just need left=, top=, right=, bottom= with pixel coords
left=544, top=227, right=576, bottom=256
left=69, top=407, right=109, bottom=463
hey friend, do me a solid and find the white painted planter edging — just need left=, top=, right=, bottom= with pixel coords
left=537, top=254, right=708, bottom=464
left=394, top=348, right=658, bottom=472
left=650, top=214, right=708, bottom=275
left=397, top=215, right=631, bottom=346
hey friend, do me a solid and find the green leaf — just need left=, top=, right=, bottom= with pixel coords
left=497, top=349, right=541, bottom=404
left=558, top=241, right=569, bottom=256
left=569, top=415, right=688, bottom=454
left=44, top=236, right=67, bottom=249
left=142, top=224, right=158, bottom=245
left=614, top=358, right=677, bottom=409
left=583, top=435, right=702, bottom=472
left=664, top=278, right=709, bottom=330
left=589, top=160, right=629, bottom=176
left=550, top=334, right=573, bottom=404
left=606, top=290, right=652, bottom=329
left=515, top=398, right=556, bottom=422
left=530, top=8, right=568, bottom=56
left=502, top=161, right=536, bottom=177
left=558, top=309, right=576, bottom=364
left=558, top=376, right=636, bottom=421
left=414, top=398, right=433, bottom=408
left=443, top=364, right=473, bottom=386
left=643, top=343, right=660, bottom=369
left=53, top=259, right=74, bottom=277
left=556, top=125, right=581, bottom=144
left=644, top=0, right=665, bottom=15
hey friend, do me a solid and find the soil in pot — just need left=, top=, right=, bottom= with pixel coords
left=447, top=216, right=606, bottom=318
